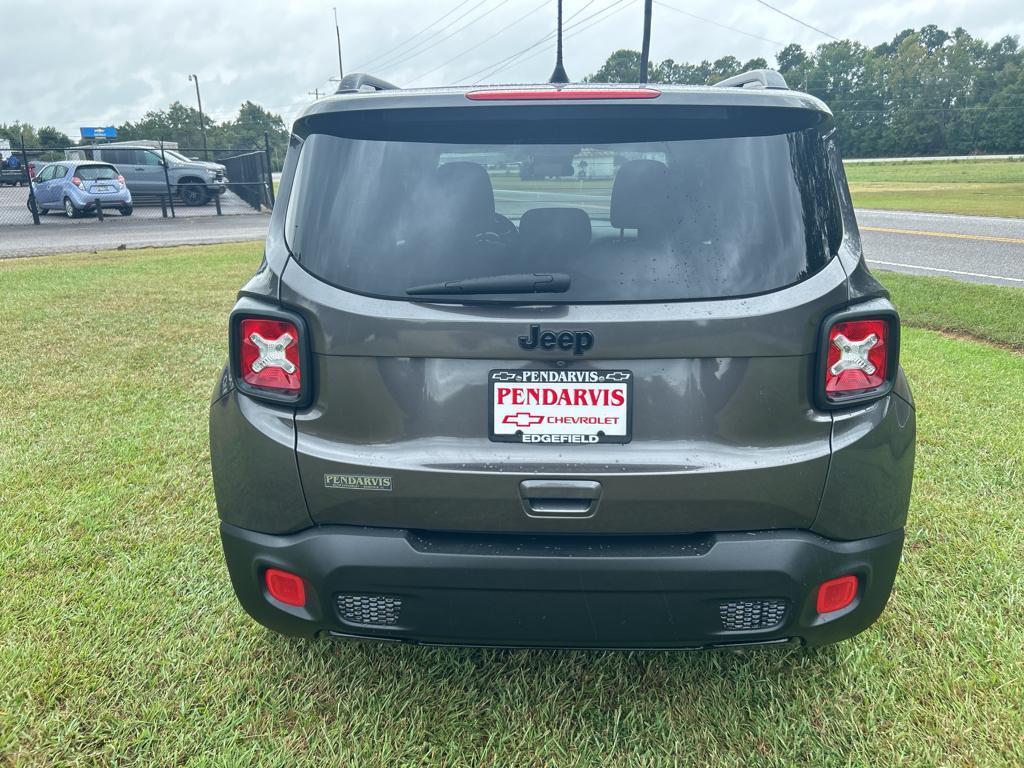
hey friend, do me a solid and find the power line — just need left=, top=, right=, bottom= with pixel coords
left=407, top=0, right=551, bottom=85
left=455, top=0, right=604, bottom=83
left=368, top=0, right=493, bottom=70
left=753, top=0, right=839, bottom=41
left=480, top=0, right=630, bottom=82
left=372, top=0, right=510, bottom=73
left=655, top=1, right=784, bottom=47
left=478, top=0, right=636, bottom=81
left=838, top=106, right=1024, bottom=113
left=383, top=0, right=522, bottom=74
left=455, top=0, right=625, bottom=84
left=356, top=0, right=477, bottom=70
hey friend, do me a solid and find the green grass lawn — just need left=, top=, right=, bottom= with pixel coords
left=1, top=245, right=1022, bottom=766
left=846, top=158, right=1024, bottom=218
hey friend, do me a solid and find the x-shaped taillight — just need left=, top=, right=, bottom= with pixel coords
left=249, top=331, right=296, bottom=374
left=830, top=332, right=879, bottom=376
left=237, top=317, right=302, bottom=395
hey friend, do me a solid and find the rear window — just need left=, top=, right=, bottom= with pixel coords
left=285, top=110, right=843, bottom=302
left=76, top=164, right=118, bottom=180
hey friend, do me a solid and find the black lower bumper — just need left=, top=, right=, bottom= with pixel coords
left=220, top=522, right=903, bottom=649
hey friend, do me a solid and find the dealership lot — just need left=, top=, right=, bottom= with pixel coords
left=0, top=183, right=258, bottom=225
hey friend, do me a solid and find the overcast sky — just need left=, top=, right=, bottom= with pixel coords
left=1, top=0, right=1020, bottom=137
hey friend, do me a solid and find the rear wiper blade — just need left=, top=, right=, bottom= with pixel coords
left=406, top=272, right=570, bottom=296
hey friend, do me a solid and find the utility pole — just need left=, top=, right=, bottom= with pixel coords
left=308, top=88, right=323, bottom=100
left=334, top=7, right=344, bottom=81
left=639, top=0, right=653, bottom=84
left=188, top=74, right=209, bottom=160
left=548, top=0, right=569, bottom=84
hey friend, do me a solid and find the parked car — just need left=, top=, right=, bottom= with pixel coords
left=29, top=161, right=132, bottom=217
left=0, top=145, right=31, bottom=186
left=0, top=163, right=28, bottom=186
left=68, top=145, right=226, bottom=205
left=209, top=71, right=916, bottom=650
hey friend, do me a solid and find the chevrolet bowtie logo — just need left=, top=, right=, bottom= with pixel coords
left=492, top=372, right=519, bottom=382
left=502, top=412, right=545, bottom=428
left=602, top=371, right=630, bottom=382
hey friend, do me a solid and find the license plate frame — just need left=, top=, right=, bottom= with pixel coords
left=489, top=369, right=633, bottom=445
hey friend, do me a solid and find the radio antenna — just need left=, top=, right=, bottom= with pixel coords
left=334, top=6, right=344, bottom=80
left=548, top=0, right=569, bottom=83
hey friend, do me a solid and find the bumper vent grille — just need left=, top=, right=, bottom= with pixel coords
left=719, top=599, right=788, bottom=631
left=336, top=594, right=403, bottom=626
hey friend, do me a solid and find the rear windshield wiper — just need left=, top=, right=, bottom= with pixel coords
left=406, top=272, right=570, bottom=297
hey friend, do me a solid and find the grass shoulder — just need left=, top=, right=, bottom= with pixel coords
left=875, top=269, right=1024, bottom=351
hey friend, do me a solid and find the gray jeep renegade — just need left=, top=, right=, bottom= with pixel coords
left=210, top=71, right=915, bottom=649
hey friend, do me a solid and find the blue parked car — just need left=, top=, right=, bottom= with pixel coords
left=29, top=160, right=133, bottom=218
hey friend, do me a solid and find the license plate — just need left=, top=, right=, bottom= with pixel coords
left=93, top=186, right=112, bottom=193
left=489, top=369, right=632, bottom=444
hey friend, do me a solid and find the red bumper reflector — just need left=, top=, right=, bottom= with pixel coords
left=265, top=568, right=306, bottom=607
left=816, top=575, right=858, bottom=614
left=466, top=87, right=661, bottom=101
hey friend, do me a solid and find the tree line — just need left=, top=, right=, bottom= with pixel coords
left=1, top=101, right=289, bottom=169
left=586, top=25, right=1024, bottom=157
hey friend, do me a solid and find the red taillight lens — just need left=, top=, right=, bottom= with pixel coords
left=239, top=317, right=301, bottom=392
left=825, top=318, right=890, bottom=398
left=466, top=87, right=661, bottom=101
left=117, top=175, right=125, bottom=186
left=816, top=575, right=858, bottom=614
left=71, top=176, right=83, bottom=187
left=265, top=568, right=306, bottom=607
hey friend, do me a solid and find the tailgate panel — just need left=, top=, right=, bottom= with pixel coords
left=295, top=355, right=831, bottom=533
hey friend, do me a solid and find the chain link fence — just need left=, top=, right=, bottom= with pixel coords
left=1, top=135, right=275, bottom=227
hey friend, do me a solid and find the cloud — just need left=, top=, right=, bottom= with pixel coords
left=1, top=0, right=1018, bottom=137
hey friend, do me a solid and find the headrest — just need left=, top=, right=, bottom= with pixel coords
left=519, top=207, right=592, bottom=261
left=434, top=161, right=495, bottom=227
left=610, top=159, right=672, bottom=234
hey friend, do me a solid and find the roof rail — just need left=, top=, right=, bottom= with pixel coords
left=334, top=73, right=400, bottom=94
left=713, top=69, right=789, bottom=91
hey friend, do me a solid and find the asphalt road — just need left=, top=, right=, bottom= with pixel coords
left=858, top=209, right=1024, bottom=287
left=0, top=213, right=269, bottom=259
left=1, top=201, right=1021, bottom=289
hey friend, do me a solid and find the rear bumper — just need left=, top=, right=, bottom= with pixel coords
left=221, top=521, right=903, bottom=649
left=68, top=188, right=131, bottom=208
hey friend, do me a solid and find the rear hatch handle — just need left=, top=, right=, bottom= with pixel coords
left=519, top=480, right=602, bottom=519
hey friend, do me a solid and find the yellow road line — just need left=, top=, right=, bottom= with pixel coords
left=861, top=225, right=1024, bottom=245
